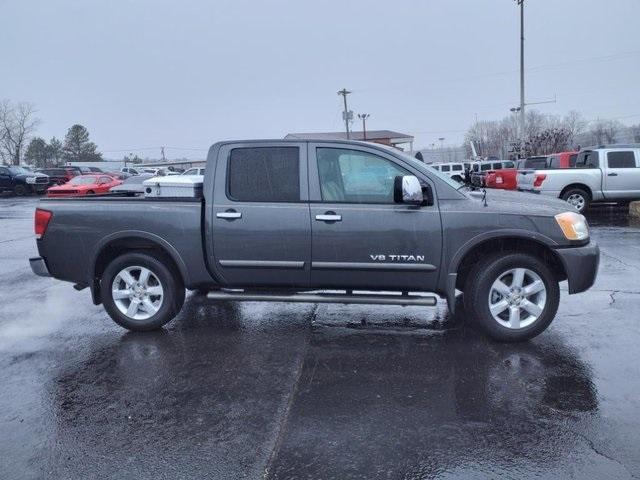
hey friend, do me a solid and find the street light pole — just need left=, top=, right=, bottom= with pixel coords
left=438, top=137, right=445, bottom=162
left=517, top=0, right=525, bottom=157
left=358, top=113, right=370, bottom=140
left=337, top=88, right=352, bottom=139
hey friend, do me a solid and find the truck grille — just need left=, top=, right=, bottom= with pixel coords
left=35, top=176, right=49, bottom=184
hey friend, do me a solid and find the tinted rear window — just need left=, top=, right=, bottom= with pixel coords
left=525, top=157, right=548, bottom=169
left=228, top=147, right=300, bottom=202
left=607, top=151, right=636, bottom=168
left=576, top=151, right=599, bottom=168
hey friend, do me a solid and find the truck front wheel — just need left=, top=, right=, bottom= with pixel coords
left=464, top=253, right=560, bottom=342
left=101, top=252, right=185, bottom=331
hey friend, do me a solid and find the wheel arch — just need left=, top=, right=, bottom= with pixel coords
left=90, top=231, right=189, bottom=305
left=449, top=234, right=567, bottom=297
left=560, top=183, right=592, bottom=200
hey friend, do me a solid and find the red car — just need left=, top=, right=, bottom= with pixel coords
left=47, top=174, right=122, bottom=197
left=483, top=168, right=518, bottom=190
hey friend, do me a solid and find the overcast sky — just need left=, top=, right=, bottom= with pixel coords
left=1, top=0, right=639, bottom=158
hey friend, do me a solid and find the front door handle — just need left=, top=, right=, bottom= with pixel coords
left=607, top=172, right=618, bottom=177
left=217, top=210, right=242, bottom=220
left=315, top=213, right=342, bottom=222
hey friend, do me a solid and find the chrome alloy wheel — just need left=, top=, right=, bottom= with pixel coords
left=566, top=193, right=585, bottom=211
left=488, top=268, right=547, bottom=329
left=112, top=266, right=164, bottom=320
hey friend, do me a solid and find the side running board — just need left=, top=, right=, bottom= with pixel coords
left=206, top=290, right=437, bottom=306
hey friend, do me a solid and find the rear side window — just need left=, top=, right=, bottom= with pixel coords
left=441, top=165, right=451, bottom=172
left=549, top=156, right=560, bottom=169
left=607, top=151, right=637, bottom=169
left=492, top=162, right=502, bottom=170
left=480, top=163, right=492, bottom=171
left=576, top=151, right=599, bottom=168
left=452, top=164, right=462, bottom=171
left=569, top=154, right=577, bottom=167
left=228, top=147, right=300, bottom=202
left=503, top=161, right=515, bottom=169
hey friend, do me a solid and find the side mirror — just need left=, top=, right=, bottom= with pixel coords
left=394, top=175, right=423, bottom=205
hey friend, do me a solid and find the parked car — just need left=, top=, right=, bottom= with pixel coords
left=35, top=167, right=75, bottom=186
left=182, top=167, right=206, bottom=176
left=105, top=171, right=131, bottom=180
left=46, top=174, right=122, bottom=197
left=109, top=174, right=155, bottom=193
left=30, top=139, right=599, bottom=342
left=121, top=167, right=142, bottom=176
left=0, top=165, right=49, bottom=195
left=430, top=162, right=468, bottom=182
left=517, top=144, right=640, bottom=212
left=470, top=160, right=517, bottom=188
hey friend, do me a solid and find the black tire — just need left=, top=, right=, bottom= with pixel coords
left=561, top=188, right=590, bottom=213
left=13, top=184, right=27, bottom=196
left=86, top=190, right=95, bottom=195
left=101, top=252, right=185, bottom=331
left=464, top=252, right=560, bottom=342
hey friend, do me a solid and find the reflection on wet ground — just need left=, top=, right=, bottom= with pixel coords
left=1, top=198, right=639, bottom=479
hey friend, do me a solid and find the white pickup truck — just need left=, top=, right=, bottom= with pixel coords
left=517, top=144, right=640, bottom=212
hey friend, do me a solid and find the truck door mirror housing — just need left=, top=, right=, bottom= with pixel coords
left=394, top=175, right=424, bottom=205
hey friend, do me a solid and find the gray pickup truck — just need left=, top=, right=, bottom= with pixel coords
left=30, top=140, right=599, bottom=341
left=517, top=144, right=640, bottom=212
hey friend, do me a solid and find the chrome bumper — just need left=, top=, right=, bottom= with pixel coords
left=29, top=257, right=51, bottom=277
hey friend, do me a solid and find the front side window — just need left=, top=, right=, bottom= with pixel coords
left=316, top=148, right=409, bottom=204
left=441, top=165, right=451, bottom=172
left=228, top=147, right=300, bottom=202
left=607, top=151, right=637, bottom=169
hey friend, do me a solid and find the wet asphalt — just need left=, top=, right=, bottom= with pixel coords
left=1, top=197, right=640, bottom=479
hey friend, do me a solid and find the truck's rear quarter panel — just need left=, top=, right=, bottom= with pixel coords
left=37, top=198, right=213, bottom=288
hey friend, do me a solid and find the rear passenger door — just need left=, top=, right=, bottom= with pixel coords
left=603, top=149, right=640, bottom=199
left=210, top=143, right=311, bottom=287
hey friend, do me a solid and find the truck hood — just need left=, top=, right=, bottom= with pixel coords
left=467, top=188, right=573, bottom=216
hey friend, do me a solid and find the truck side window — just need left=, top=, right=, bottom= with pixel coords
left=607, top=151, right=637, bottom=168
left=228, top=147, right=300, bottom=202
left=441, top=165, right=451, bottom=172
left=316, top=148, right=409, bottom=204
left=569, top=154, right=577, bottom=167
left=452, top=164, right=462, bottom=171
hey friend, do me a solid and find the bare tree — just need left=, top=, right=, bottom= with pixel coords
left=588, top=119, right=624, bottom=145
left=628, top=124, right=640, bottom=143
left=0, top=100, right=41, bottom=165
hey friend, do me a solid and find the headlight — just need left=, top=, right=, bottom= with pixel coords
left=26, top=176, right=36, bottom=184
left=555, top=211, right=589, bottom=241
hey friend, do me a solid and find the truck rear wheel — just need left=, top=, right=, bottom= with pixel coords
left=464, top=252, right=559, bottom=342
left=561, top=188, right=590, bottom=213
left=13, top=184, right=27, bottom=196
left=101, top=252, right=185, bottom=331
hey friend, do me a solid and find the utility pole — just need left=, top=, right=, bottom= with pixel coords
left=358, top=113, right=370, bottom=140
left=337, top=88, right=352, bottom=139
left=161, top=146, right=166, bottom=162
left=438, top=137, right=445, bottom=163
left=516, top=0, right=525, bottom=158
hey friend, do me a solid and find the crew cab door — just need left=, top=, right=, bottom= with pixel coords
left=209, top=142, right=311, bottom=287
left=308, top=143, right=442, bottom=291
left=603, top=149, right=640, bottom=199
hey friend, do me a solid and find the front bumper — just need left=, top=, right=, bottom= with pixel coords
left=554, top=242, right=600, bottom=294
left=29, top=257, right=51, bottom=277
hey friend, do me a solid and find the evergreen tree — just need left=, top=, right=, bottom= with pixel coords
left=62, top=124, right=102, bottom=162
left=47, top=137, right=63, bottom=165
left=24, top=137, right=50, bottom=167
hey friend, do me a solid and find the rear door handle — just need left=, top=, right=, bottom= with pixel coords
left=315, top=213, right=342, bottom=222
left=217, top=210, right=242, bottom=219
left=607, top=172, right=618, bottom=176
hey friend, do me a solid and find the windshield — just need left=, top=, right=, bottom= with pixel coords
left=8, top=166, right=31, bottom=175
left=70, top=176, right=99, bottom=185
